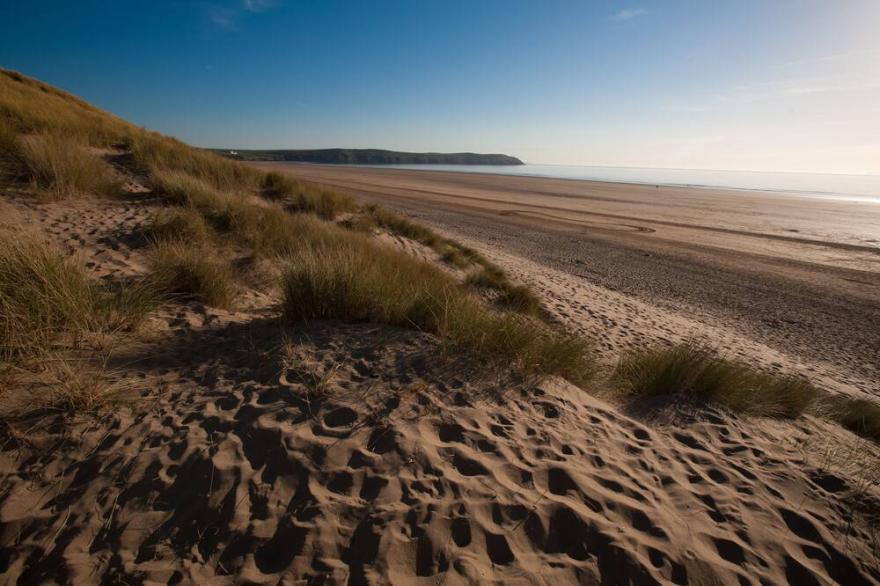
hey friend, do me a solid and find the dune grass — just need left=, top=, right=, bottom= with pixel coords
left=822, top=396, right=880, bottom=443
left=261, top=171, right=299, bottom=200
left=130, top=133, right=261, bottom=193
left=0, top=234, right=102, bottom=361
left=281, top=231, right=595, bottom=385
left=611, top=343, right=818, bottom=418
left=261, top=171, right=355, bottom=219
left=364, top=204, right=541, bottom=313
left=13, top=133, right=119, bottom=199
left=0, top=69, right=131, bottom=146
left=0, top=233, right=159, bottom=414
left=0, top=234, right=159, bottom=361
left=366, top=205, right=443, bottom=247
left=465, top=264, right=542, bottom=314
left=146, top=208, right=212, bottom=245
left=147, top=240, right=237, bottom=309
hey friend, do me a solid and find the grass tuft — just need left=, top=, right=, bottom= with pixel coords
left=822, top=396, right=880, bottom=443
left=0, top=231, right=157, bottom=393
left=130, top=133, right=261, bottom=193
left=262, top=171, right=299, bottom=200
left=366, top=205, right=541, bottom=313
left=261, top=171, right=356, bottom=219
left=0, top=234, right=101, bottom=361
left=281, top=233, right=595, bottom=385
left=148, top=241, right=237, bottom=308
left=4, top=132, right=118, bottom=199
left=466, top=264, right=541, bottom=314
left=611, top=343, right=817, bottom=418
left=366, top=205, right=442, bottom=247
left=146, top=208, right=212, bottom=244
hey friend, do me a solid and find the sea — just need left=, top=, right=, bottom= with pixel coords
left=366, top=164, right=880, bottom=204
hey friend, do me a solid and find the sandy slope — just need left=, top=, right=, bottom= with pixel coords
left=0, top=190, right=878, bottom=584
left=258, top=163, right=880, bottom=402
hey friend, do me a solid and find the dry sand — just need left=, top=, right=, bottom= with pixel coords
left=1, top=172, right=879, bottom=584
left=258, top=163, right=880, bottom=401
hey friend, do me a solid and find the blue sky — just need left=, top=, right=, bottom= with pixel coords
left=1, top=0, right=878, bottom=173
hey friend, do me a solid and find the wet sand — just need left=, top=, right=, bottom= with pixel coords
left=257, top=163, right=880, bottom=399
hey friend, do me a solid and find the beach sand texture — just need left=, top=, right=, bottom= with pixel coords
left=0, top=168, right=878, bottom=584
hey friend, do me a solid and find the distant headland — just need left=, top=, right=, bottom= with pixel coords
left=215, top=148, right=524, bottom=166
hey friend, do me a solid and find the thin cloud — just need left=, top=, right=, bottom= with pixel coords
left=722, top=75, right=880, bottom=103
left=206, top=0, right=280, bottom=31
left=611, top=8, right=647, bottom=21
left=208, top=6, right=237, bottom=29
left=242, top=0, right=277, bottom=12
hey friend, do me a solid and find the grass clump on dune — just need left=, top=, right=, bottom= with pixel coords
left=822, top=396, right=880, bottom=443
left=262, top=171, right=355, bottom=220
left=281, top=232, right=595, bottom=385
left=0, top=234, right=158, bottom=360
left=148, top=240, right=237, bottom=309
left=0, top=234, right=102, bottom=360
left=0, top=124, right=118, bottom=199
left=0, top=69, right=131, bottom=146
left=150, top=169, right=231, bottom=210
left=0, top=233, right=158, bottom=413
left=288, top=183, right=356, bottom=220
left=130, top=133, right=261, bottom=193
left=611, top=343, right=817, bottom=418
left=366, top=205, right=443, bottom=247
left=146, top=208, right=212, bottom=245
left=262, top=171, right=300, bottom=200
left=466, top=263, right=541, bottom=315
left=365, top=204, right=541, bottom=313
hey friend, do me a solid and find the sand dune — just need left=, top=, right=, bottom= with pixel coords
left=1, top=187, right=878, bottom=584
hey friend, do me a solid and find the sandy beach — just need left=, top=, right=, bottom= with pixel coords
left=4, top=4, right=880, bottom=580
left=258, top=163, right=880, bottom=401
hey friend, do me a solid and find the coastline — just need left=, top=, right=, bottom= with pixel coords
left=258, top=161, right=880, bottom=401
left=323, top=162, right=880, bottom=203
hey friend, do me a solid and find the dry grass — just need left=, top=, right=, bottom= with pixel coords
left=822, top=396, right=880, bottom=443
left=366, top=205, right=443, bottom=247
left=0, top=112, right=118, bottom=200
left=366, top=205, right=541, bottom=313
left=287, top=183, right=356, bottom=220
left=146, top=208, right=212, bottom=244
left=0, top=233, right=158, bottom=361
left=611, top=343, right=817, bottom=418
left=0, top=233, right=157, bottom=415
left=130, top=132, right=261, bottom=193
left=466, top=264, right=541, bottom=314
left=0, top=234, right=101, bottom=361
left=12, top=133, right=119, bottom=199
left=0, top=69, right=131, bottom=146
left=340, top=213, right=378, bottom=233
left=261, top=171, right=355, bottom=219
left=148, top=240, right=237, bottom=308
left=0, top=68, right=262, bottom=199
left=262, top=171, right=299, bottom=200
left=281, top=233, right=595, bottom=385
left=150, top=169, right=230, bottom=209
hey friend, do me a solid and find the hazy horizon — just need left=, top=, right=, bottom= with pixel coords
left=2, top=0, right=879, bottom=174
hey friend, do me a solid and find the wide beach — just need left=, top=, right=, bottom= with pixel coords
left=259, top=162, right=880, bottom=400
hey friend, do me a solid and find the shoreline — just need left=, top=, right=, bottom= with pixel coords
left=310, top=162, right=880, bottom=203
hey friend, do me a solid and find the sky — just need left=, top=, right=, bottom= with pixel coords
left=1, top=0, right=879, bottom=173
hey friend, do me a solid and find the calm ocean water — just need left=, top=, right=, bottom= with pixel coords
left=368, top=164, right=880, bottom=203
